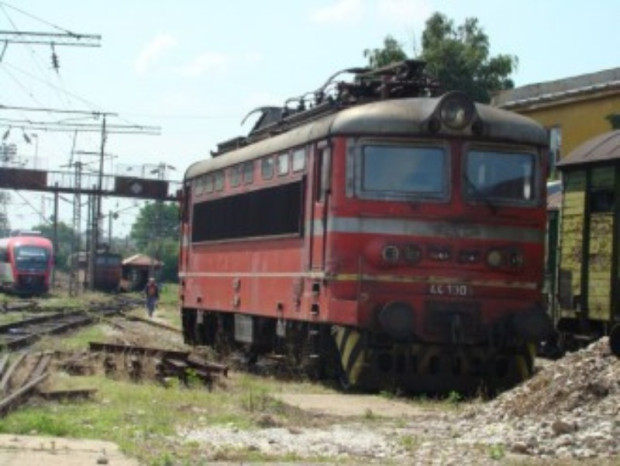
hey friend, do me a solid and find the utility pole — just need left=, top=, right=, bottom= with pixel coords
left=69, top=161, right=83, bottom=296
left=88, top=115, right=107, bottom=290
left=52, top=183, right=58, bottom=288
left=84, top=186, right=94, bottom=291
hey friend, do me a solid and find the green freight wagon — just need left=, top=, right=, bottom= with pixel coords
left=555, top=130, right=620, bottom=356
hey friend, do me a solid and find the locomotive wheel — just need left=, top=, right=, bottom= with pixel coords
left=338, top=370, right=352, bottom=391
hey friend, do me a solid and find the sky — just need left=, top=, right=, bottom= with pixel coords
left=0, top=0, right=619, bottom=236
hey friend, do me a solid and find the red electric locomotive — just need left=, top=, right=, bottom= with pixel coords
left=180, top=61, right=552, bottom=392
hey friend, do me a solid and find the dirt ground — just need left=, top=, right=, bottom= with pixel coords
left=0, top=434, right=139, bottom=465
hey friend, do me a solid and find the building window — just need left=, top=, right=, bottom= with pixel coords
left=607, top=113, right=620, bottom=130
left=549, top=126, right=562, bottom=178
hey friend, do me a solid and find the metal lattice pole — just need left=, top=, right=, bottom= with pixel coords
left=69, top=162, right=82, bottom=296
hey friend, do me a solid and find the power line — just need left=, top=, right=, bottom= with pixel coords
left=13, top=190, right=49, bottom=225
left=0, top=1, right=82, bottom=35
left=0, top=118, right=161, bottom=135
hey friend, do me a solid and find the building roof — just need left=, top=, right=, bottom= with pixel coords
left=492, top=68, right=620, bottom=110
left=558, top=130, right=620, bottom=168
left=122, top=253, right=163, bottom=267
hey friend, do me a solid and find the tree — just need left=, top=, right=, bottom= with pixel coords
left=130, top=202, right=179, bottom=281
left=420, top=13, right=517, bottom=102
left=130, top=202, right=179, bottom=249
left=364, top=35, right=407, bottom=69
left=365, top=12, right=517, bottom=103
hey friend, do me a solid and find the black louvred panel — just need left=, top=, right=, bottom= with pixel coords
left=192, top=180, right=304, bottom=242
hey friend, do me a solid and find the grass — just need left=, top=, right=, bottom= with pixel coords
left=487, top=443, right=505, bottom=461
left=34, top=325, right=111, bottom=352
left=0, top=292, right=330, bottom=464
left=398, top=434, right=421, bottom=453
left=0, top=369, right=314, bottom=464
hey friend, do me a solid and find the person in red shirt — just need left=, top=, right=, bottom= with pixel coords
left=144, top=277, right=160, bottom=318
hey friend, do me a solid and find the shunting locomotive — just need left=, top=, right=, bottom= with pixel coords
left=179, top=60, right=552, bottom=392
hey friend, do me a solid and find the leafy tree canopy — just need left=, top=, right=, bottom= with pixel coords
left=365, top=12, right=518, bottom=103
left=130, top=202, right=179, bottom=281
left=364, top=35, right=407, bottom=69
left=130, top=202, right=179, bottom=250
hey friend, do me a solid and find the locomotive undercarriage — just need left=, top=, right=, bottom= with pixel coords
left=332, top=325, right=535, bottom=393
left=181, top=308, right=534, bottom=393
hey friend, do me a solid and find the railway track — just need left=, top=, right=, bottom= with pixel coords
left=0, top=297, right=143, bottom=350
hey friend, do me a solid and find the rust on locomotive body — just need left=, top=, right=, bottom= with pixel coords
left=179, top=60, right=552, bottom=392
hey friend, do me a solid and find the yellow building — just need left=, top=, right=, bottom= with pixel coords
left=492, top=68, right=620, bottom=177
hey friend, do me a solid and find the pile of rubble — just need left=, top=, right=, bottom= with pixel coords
left=461, top=337, right=620, bottom=459
left=488, top=337, right=619, bottom=418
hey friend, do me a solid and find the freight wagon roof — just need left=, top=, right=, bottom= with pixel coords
left=185, top=96, right=547, bottom=180
left=557, top=130, right=620, bottom=168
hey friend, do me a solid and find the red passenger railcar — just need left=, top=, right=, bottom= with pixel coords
left=0, top=234, right=54, bottom=295
left=180, top=61, right=552, bottom=392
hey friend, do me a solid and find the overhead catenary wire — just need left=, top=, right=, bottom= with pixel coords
left=0, top=4, right=73, bottom=108
left=0, top=1, right=84, bottom=35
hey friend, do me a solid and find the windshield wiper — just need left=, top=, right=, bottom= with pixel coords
left=463, top=174, right=497, bottom=214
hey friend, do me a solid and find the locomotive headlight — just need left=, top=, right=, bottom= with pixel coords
left=439, top=92, right=475, bottom=130
left=486, top=249, right=503, bottom=267
left=382, top=245, right=400, bottom=264
left=403, top=244, right=422, bottom=264
left=509, top=250, right=524, bottom=267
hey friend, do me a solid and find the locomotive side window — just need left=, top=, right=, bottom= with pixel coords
left=194, top=177, right=204, bottom=195
left=292, top=149, right=306, bottom=172
left=359, top=145, right=447, bottom=200
left=465, top=150, right=536, bottom=204
left=261, top=157, right=274, bottom=180
left=204, top=174, right=213, bottom=193
left=229, top=165, right=241, bottom=188
left=277, top=153, right=289, bottom=176
left=214, top=171, right=224, bottom=191
left=242, top=161, right=254, bottom=184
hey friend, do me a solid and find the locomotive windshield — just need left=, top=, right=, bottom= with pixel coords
left=360, top=145, right=447, bottom=200
left=14, top=246, right=49, bottom=271
left=465, top=149, right=537, bottom=204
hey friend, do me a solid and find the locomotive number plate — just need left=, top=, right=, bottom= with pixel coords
left=428, top=284, right=471, bottom=297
